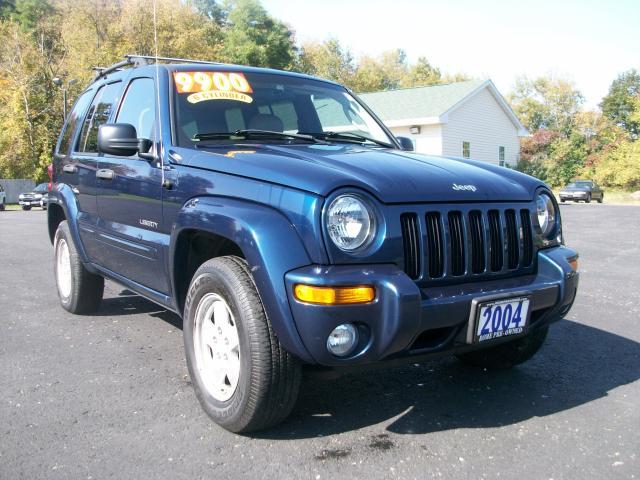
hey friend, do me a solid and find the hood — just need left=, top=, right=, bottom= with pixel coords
left=184, top=144, right=541, bottom=203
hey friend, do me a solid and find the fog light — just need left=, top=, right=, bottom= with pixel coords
left=327, top=324, right=359, bottom=357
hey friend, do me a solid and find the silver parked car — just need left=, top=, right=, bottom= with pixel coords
left=18, top=183, right=49, bottom=210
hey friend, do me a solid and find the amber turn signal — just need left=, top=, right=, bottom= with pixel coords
left=293, top=284, right=375, bottom=305
left=568, top=256, right=578, bottom=272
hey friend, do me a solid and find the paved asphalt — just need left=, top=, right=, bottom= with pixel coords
left=1, top=204, right=638, bottom=480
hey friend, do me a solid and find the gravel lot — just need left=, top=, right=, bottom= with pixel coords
left=1, top=204, right=638, bottom=479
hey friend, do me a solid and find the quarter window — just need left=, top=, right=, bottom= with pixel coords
left=57, top=89, right=94, bottom=156
left=462, top=141, right=470, bottom=158
left=116, top=78, right=156, bottom=140
left=76, top=81, right=122, bottom=153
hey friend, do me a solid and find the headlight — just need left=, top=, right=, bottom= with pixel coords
left=536, top=192, right=557, bottom=238
left=326, top=194, right=375, bottom=251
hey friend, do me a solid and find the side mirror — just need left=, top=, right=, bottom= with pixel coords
left=98, top=123, right=155, bottom=160
left=396, top=136, right=414, bottom=151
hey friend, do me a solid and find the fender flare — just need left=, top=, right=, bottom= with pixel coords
left=47, top=184, right=92, bottom=264
left=170, top=196, right=315, bottom=363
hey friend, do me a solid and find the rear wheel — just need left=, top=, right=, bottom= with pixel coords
left=54, top=221, right=104, bottom=314
left=183, top=256, right=301, bottom=433
left=456, top=327, right=548, bottom=369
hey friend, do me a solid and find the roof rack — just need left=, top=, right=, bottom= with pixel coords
left=91, top=54, right=224, bottom=82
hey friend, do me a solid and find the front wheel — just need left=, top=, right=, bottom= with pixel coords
left=183, top=256, right=301, bottom=433
left=585, top=194, right=591, bottom=203
left=0, top=202, right=4, bottom=211
left=456, top=327, right=548, bottom=369
left=22, top=205, right=31, bottom=211
left=54, top=221, right=104, bottom=314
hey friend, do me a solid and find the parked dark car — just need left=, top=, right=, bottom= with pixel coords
left=47, top=55, right=580, bottom=433
left=559, top=180, right=603, bottom=203
left=18, top=183, right=49, bottom=210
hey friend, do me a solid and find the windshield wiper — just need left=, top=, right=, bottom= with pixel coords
left=194, top=129, right=325, bottom=144
left=305, top=131, right=394, bottom=149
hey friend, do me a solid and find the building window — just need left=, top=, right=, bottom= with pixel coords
left=499, top=146, right=505, bottom=166
left=462, top=141, right=470, bottom=158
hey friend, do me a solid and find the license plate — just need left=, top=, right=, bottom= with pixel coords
left=472, top=296, right=530, bottom=343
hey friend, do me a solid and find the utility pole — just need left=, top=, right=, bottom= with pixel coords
left=52, top=78, right=78, bottom=121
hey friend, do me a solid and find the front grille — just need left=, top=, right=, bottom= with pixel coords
left=401, top=205, right=536, bottom=283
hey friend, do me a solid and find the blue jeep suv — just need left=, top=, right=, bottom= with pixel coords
left=48, top=55, right=579, bottom=433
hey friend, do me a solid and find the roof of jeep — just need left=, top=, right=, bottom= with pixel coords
left=93, top=62, right=344, bottom=90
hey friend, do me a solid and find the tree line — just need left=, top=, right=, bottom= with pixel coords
left=509, top=72, right=640, bottom=189
left=0, top=0, right=637, bottom=190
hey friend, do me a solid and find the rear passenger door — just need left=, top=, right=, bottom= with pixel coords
left=94, top=77, right=168, bottom=294
left=63, top=83, right=121, bottom=259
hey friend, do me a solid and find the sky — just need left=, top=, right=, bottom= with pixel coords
left=261, top=0, right=639, bottom=108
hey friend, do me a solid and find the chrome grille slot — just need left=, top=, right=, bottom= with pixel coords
left=488, top=210, right=503, bottom=272
left=425, top=212, right=444, bottom=278
left=505, top=209, right=519, bottom=269
left=468, top=210, right=485, bottom=274
left=400, top=213, right=421, bottom=280
left=448, top=211, right=465, bottom=276
left=520, top=209, right=534, bottom=266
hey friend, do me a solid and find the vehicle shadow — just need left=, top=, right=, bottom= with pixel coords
left=96, top=290, right=639, bottom=439
left=257, top=320, right=639, bottom=439
left=96, top=289, right=182, bottom=329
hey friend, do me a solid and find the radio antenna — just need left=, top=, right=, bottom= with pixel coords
left=152, top=0, right=165, bottom=187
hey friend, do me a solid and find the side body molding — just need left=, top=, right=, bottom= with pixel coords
left=170, top=196, right=315, bottom=363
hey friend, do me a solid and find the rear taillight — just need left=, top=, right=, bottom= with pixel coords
left=47, top=164, right=53, bottom=191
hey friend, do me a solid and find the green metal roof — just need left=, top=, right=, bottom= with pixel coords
left=359, top=79, right=487, bottom=122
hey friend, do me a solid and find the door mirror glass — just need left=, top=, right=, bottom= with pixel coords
left=396, top=136, right=414, bottom=151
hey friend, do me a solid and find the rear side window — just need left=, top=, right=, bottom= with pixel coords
left=57, top=89, right=94, bottom=156
left=76, top=81, right=122, bottom=153
left=116, top=78, right=156, bottom=140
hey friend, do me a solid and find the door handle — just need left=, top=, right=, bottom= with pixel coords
left=62, top=164, right=77, bottom=174
left=96, top=169, right=115, bottom=180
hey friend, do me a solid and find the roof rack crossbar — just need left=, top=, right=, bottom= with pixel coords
left=91, top=55, right=225, bottom=83
left=125, top=54, right=223, bottom=66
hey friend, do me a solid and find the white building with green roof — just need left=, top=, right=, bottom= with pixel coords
left=359, top=79, right=527, bottom=166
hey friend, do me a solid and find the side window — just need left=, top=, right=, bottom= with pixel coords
left=116, top=78, right=156, bottom=140
left=76, top=81, right=122, bottom=153
left=56, top=89, right=94, bottom=156
left=499, top=146, right=505, bottom=166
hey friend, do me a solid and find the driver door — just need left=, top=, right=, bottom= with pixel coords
left=94, top=77, right=169, bottom=294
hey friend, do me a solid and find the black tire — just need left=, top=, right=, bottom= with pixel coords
left=456, top=326, right=548, bottom=369
left=585, top=194, right=591, bottom=203
left=560, top=198, right=565, bottom=203
left=183, top=256, right=301, bottom=433
left=0, top=202, right=4, bottom=211
left=53, top=221, right=104, bottom=314
left=22, top=206, right=31, bottom=211
left=597, top=194, right=603, bottom=203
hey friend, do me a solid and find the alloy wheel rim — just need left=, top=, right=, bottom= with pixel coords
left=56, top=238, right=72, bottom=299
left=193, top=292, right=241, bottom=402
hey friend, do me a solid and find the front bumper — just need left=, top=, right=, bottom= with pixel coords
left=285, top=246, right=579, bottom=366
left=19, top=199, right=44, bottom=206
left=560, top=192, right=587, bottom=200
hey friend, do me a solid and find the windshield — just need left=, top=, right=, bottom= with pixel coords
left=34, top=183, right=48, bottom=192
left=567, top=181, right=592, bottom=188
left=172, top=70, right=393, bottom=147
